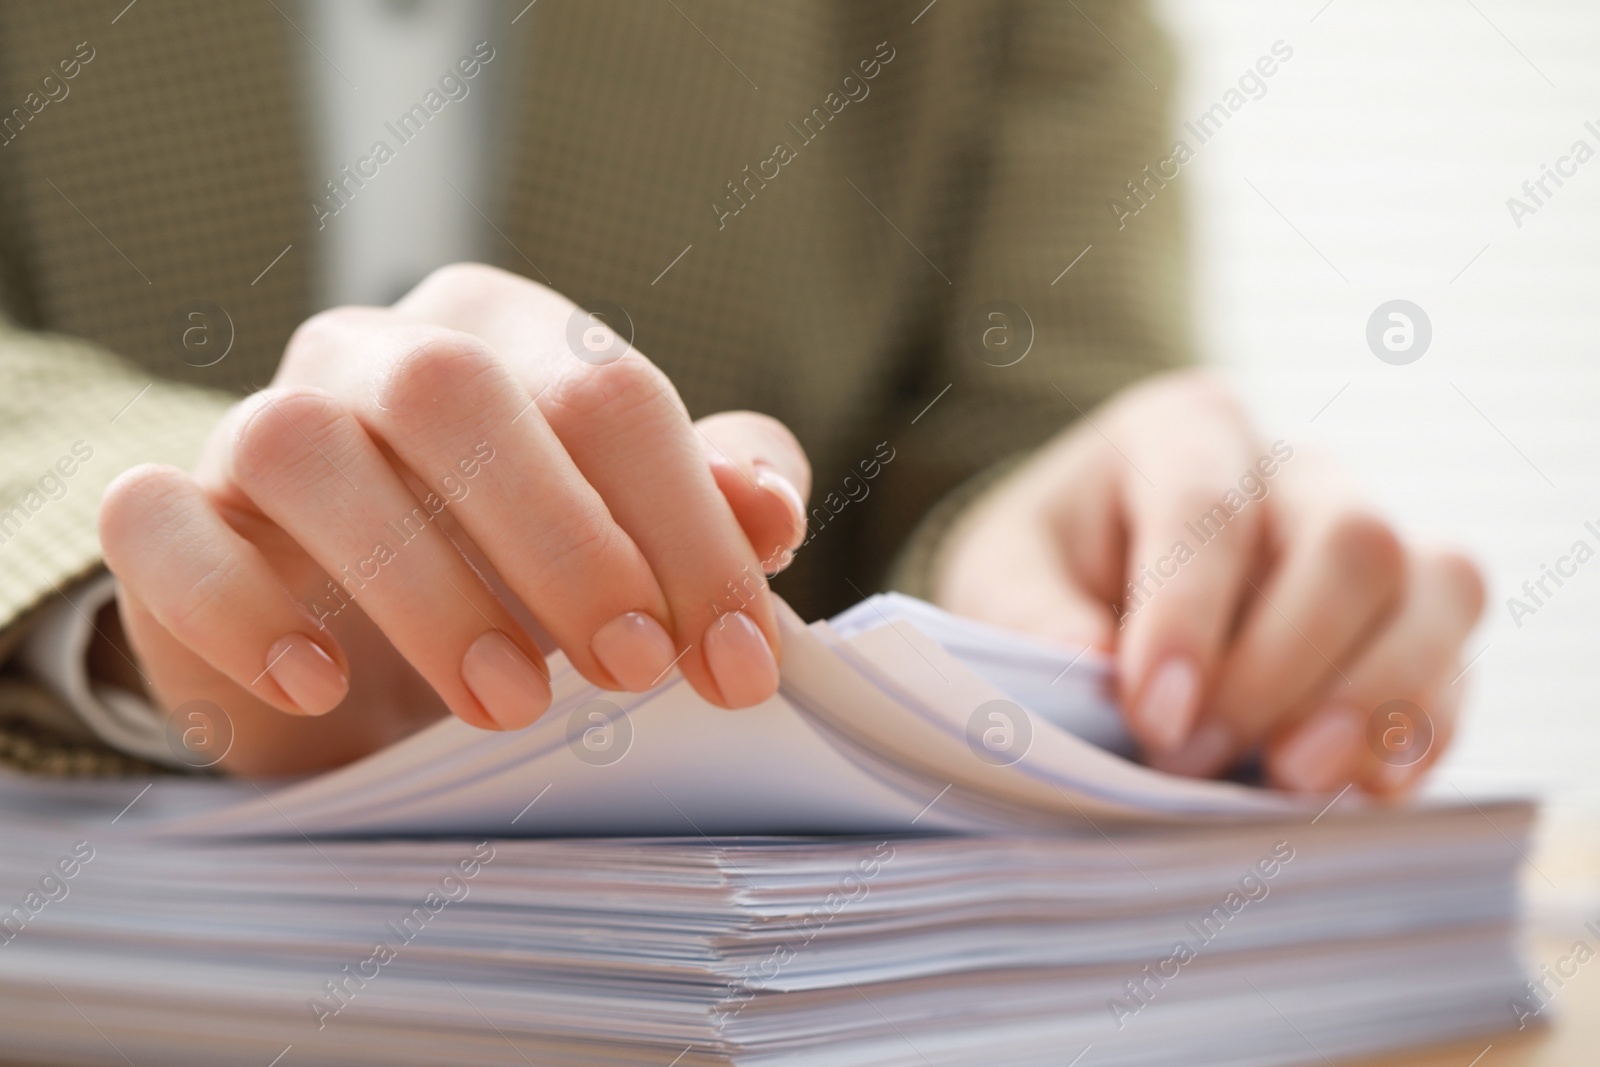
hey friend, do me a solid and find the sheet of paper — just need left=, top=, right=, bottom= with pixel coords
left=170, top=596, right=1304, bottom=839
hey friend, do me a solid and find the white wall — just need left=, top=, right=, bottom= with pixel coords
left=1153, top=0, right=1600, bottom=819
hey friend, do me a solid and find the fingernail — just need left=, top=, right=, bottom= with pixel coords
left=1136, top=657, right=1200, bottom=753
left=265, top=633, right=347, bottom=715
left=754, top=463, right=807, bottom=545
left=1151, top=719, right=1233, bottom=778
left=703, top=611, right=780, bottom=708
left=1273, top=704, right=1364, bottom=793
left=461, top=631, right=551, bottom=730
left=591, top=612, right=678, bottom=691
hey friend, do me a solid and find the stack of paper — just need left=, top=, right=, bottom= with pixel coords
left=0, top=595, right=1533, bottom=1065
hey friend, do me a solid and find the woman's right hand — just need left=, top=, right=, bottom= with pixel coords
left=97, top=264, right=811, bottom=774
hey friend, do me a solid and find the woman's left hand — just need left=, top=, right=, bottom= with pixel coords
left=934, top=370, right=1486, bottom=798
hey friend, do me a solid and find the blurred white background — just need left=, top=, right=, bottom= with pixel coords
left=1153, top=0, right=1600, bottom=823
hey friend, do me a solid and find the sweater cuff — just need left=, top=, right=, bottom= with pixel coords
left=13, top=569, right=183, bottom=768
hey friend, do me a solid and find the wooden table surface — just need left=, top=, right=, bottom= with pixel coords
left=1344, top=940, right=1596, bottom=1067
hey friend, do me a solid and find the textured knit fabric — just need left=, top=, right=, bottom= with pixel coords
left=0, top=0, right=1189, bottom=773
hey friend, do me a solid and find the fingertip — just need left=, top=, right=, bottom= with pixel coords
left=1265, top=704, right=1364, bottom=794
left=695, top=411, right=812, bottom=573
left=1130, top=655, right=1201, bottom=754
left=702, top=610, right=780, bottom=708
left=710, top=459, right=807, bottom=575
left=97, top=463, right=200, bottom=568
left=460, top=630, right=552, bottom=730
left=1146, top=718, right=1233, bottom=779
left=590, top=611, right=679, bottom=691
left=262, top=633, right=348, bottom=716
left=1361, top=753, right=1429, bottom=802
left=754, top=462, right=807, bottom=544
left=1367, top=773, right=1414, bottom=804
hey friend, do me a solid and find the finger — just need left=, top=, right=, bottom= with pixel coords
left=1204, top=508, right=1405, bottom=754
left=394, top=266, right=784, bottom=709
left=1263, top=547, right=1485, bottom=796
left=1363, top=675, right=1463, bottom=801
left=544, top=352, right=782, bottom=708
left=694, top=411, right=810, bottom=575
left=1111, top=388, right=1268, bottom=755
left=940, top=447, right=1125, bottom=652
left=216, top=387, right=552, bottom=731
left=292, top=310, right=681, bottom=695
left=941, top=502, right=1122, bottom=654
left=98, top=464, right=349, bottom=716
left=109, top=591, right=434, bottom=777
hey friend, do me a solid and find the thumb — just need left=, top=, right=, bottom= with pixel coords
left=936, top=467, right=1120, bottom=655
left=694, top=411, right=811, bottom=575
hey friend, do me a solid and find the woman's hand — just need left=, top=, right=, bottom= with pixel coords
left=936, top=371, right=1485, bottom=798
left=98, top=264, right=810, bottom=774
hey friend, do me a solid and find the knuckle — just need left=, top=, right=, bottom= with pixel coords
left=98, top=464, right=189, bottom=563
left=696, top=410, right=812, bottom=490
left=1172, top=485, right=1227, bottom=517
left=1152, top=369, right=1247, bottom=422
left=161, top=554, right=246, bottom=649
left=377, top=330, right=503, bottom=424
left=1183, top=371, right=1243, bottom=412
left=548, top=353, right=673, bottom=426
left=230, top=387, right=350, bottom=493
left=412, top=262, right=508, bottom=300
left=731, top=410, right=807, bottom=459
left=1321, top=510, right=1405, bottom=594
left=283, top=306, right=369, bottom=371
left=403, top=262, right=560, bottom=318
left=745, top=410, right=798, bottom=442
left=1171, top=484, right=1262, bottom=543
left=527, top=512, right=628, bottom=599
left=404, top=264, right=500, bottom=317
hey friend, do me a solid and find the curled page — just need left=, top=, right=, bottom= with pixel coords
left=168, top=596, right=1305, bottom=839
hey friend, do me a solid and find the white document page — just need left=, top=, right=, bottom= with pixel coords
left=170, top=597, right=1304, bottom=839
